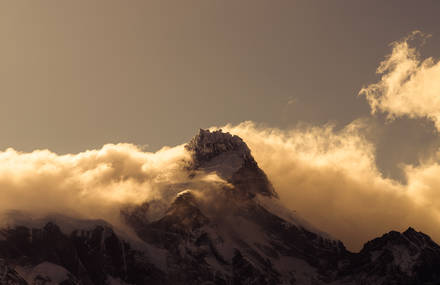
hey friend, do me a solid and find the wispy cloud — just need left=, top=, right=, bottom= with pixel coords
left=360, top=31, right=440, bottom=130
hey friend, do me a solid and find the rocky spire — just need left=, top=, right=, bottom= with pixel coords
left=185, top=129, right=276, bottom=198
left=185, top=129, right=252, bottom=164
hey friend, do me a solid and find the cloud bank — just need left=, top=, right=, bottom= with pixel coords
left=222, top=121, right=440, bottom=250
left=360, top=31, right=440, bottom=130
left=0, top=144, right=192, bottom=227
left=1, top=120, right=440, bottom=251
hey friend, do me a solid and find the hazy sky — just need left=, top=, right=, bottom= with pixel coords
left=1, top=1, right=440, bottom=180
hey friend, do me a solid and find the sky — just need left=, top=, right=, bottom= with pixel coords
left=1, top=1, right=440, bottom=250
left=1, top=1, right=440, bottom=177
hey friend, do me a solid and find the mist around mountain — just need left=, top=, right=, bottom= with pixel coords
left=0, top=129, right=439, bottom=285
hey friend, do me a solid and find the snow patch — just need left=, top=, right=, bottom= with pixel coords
left=25, top=262, right=73, bottom=285
left=256, top=195, right=335, bottom=240
left=199, top=151, right=245, bottom=180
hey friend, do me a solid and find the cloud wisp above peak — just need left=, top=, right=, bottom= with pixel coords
left=360, top=31, right=440, bottom=131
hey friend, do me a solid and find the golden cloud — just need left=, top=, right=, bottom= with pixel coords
left=360, top=31, right=440, bottom=130
left=1, top=120, right=440, bottom=251
left=222, top=121, right=440, bottom=250
left=0, top=143, right=191, bottom=227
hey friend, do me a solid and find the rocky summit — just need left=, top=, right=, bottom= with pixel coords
left=185, top=129, right=276, bottom=198
left=1, top=129, right=440, bottom=285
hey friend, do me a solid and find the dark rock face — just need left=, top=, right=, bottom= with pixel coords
left=0, top=223, right=165, bottom=285
left=185, top=129, right=253, bottom=164
left=123, top=189, right=349, bottom=284
left=337, top=227, right=440, bottom=284
left=4, top=216, right=440, bottom=284
left=0, top=259, right=27, bottom=285
left=231, top=250, right=280, bottom=285
left=1, top=129, right=440, bottom=284
left=185, top=129, right=276, bottom=198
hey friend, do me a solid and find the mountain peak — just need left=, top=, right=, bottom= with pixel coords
left=185, top=129, right=276, bottom=198
left=362, top=228, right=430, bottom=252
left=185, top=129, right=252, bottom=164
